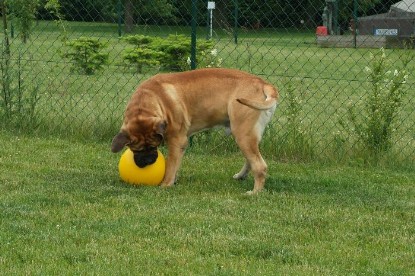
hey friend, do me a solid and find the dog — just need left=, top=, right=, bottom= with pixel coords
left=111, top=68, right=279, bottom=194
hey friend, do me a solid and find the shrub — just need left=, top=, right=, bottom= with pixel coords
left=279, top=82, right=313, bottom=160
left=10, top=0, right=38, bottom=43
left=152, top=35, right=193, bottom=71
left=62, top=37, right=109, bottom=75
left=192, top=48, right=223, bottom=69
left=122, top=48, right=165, bottom=73
left=1, top=51, right=40, bottom=129
left=340, top=47, right=410, bottom=157
left=121, top=34, right=217, bottom=72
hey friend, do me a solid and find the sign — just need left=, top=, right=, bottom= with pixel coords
left=208, top=1, right=215, bottom=10
left=374, top=29, right=398, bottom=36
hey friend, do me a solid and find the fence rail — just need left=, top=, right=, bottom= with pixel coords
left=1, top=0, right=414, bottom=167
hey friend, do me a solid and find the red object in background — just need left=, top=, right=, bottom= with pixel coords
left=316, top=26, right=328, bottom=36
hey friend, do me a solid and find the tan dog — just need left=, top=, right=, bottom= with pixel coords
left=111, top=68, right=279, bottom=194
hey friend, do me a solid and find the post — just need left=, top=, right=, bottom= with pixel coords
left=191, top=0, right=197, bottom=70
left=209, top=9, right=213, bottom=38
left=333, top=0, right=339, bottom=35
left=1, top=0, right=10, bottom=57
left=206, top=1, right=209, bottom=39
left=207, top=2, right=215, bottom=39
left=117, top=0, right=122, bottom=37
left=353, top=0, right=358, bottom=48
left=234, top=0, right=238, bottom=44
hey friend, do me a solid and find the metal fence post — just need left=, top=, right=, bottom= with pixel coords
left=190, top=0, right=197, bottom=70
left=234, top=0, right=238, bottom=44
left=353, top=0, right=358, bottom=48
left=117, top=0, right=122, bottom=37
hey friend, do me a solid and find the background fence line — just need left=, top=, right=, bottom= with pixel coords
left=1, top=0, right=414, bottom=167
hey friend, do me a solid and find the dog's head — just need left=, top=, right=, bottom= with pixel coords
left=111, top=117, right=166, bottom=168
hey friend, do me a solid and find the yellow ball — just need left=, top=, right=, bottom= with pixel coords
left=118, top=148, right=165, bottom=186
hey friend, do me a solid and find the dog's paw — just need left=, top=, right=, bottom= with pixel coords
left=245, top=189, right=264, bottom=195
left=159, top=182, right=174, bottom=189
left=233, top=173, right=247, bottom=180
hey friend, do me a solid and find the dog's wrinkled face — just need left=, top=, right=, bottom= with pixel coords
left=111, top=118, right=166, bottom=168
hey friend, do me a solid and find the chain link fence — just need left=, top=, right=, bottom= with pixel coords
left=1, top=0, right=414, bottom=167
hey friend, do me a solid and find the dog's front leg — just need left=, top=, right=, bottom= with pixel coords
left=160, top=137, right=188, bottom=187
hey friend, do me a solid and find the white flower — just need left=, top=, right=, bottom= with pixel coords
left=380, top=47, right=386, bottom=58
left=394, top=69, right=399, bottom=76
left=186, top=57, right=191, bottom=65
left=210, top=48, right=218, bottom=57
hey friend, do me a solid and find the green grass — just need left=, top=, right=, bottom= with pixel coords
left=2, top=20, right=414, bottom=166
left=1, top=130, right=414, bottom=274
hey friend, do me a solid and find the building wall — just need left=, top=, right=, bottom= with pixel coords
left=358, top=16, right=415, bottom=37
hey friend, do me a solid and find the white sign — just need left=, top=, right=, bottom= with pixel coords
left=374, top=29, right=398, bottom=36
left=208, top=1, right=215, bottom=10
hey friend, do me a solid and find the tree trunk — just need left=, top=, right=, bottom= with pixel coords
left=214, top=1, right=231, bottom=29
left=124, top=0, right=134, bottom=33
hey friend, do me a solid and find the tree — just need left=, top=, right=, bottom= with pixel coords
left=10, top=0, right=39, bottom=43
left=123, top=0, right=176, bottom=32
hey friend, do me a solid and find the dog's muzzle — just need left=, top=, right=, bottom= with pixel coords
left=133, top=150, right=158, bottom=168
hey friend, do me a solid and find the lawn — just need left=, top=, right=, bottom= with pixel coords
left=1, top=130, right=414, bottom=274
left=2, top=20, right=414, bottom=165
left=1, top=20, right=414, bottom=274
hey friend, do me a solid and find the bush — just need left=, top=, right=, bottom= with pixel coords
left=62, top=37, right=109, bottom=75
left=121, top=34, right=218, bottom=72
left=122, top=48, right=165, bottom=73
left=277, top=82, right=313, bottom=161
left=340, top=48, right=410, bottom=157
left=1, top=50, right=39, bottom=129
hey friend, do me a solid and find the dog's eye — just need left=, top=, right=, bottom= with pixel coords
left=154, top=134, right=164, bottom=143
left=128, top=144, right=143, bottom=152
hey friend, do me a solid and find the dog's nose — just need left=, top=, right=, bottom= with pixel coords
left=133, top=153, right=157, bottom=168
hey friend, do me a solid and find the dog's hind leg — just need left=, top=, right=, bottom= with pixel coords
left=229, top=102, right=274, bottom=194
left=230, top=119, right=268, bottom=193
left=234, top=136, right=268, bottom=194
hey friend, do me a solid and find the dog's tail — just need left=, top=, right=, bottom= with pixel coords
left=236, top=84, right=278, bottom=110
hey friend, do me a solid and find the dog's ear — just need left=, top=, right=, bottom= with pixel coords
left=111, top=132, right=130, bottom=153
left=155, top=120, right=167, bottom=135
left=154, top=120, right=167, bottom=143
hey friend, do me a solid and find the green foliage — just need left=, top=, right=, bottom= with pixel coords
left=0, top=51, right=40, bottom=129
left=63, top=37, right=109, bottom=75
left=33, top=0, right=387, bottom=29
left=121, top=35, right=164, bottom=72
left=9, top=0, right=39, bottom=43
left=122, top=48, right=165, bottom=73
left=0, top=6, right=39, bottom=129
left=152, top=34, right=193, bottom=71
left=340, top=48, right=411, bottom=157
left=122, top=35, right=154, bottom=46
left=278, top=82, right=314, bottom=161
left=192, top=46, right=223, bottom=69
left=44, top=0, right=68, bottom=41
left=122, top=34, right=217, bottom=72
